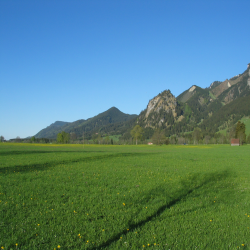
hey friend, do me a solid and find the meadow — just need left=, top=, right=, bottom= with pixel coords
left=0, top=143, right=250, bottom=250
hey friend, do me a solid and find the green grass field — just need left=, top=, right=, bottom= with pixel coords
left=1, top=143, right=250, bottom=249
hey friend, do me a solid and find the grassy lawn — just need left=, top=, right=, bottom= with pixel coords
left=0, top=143, right=250, bottom=249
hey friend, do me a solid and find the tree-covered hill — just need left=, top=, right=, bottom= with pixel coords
left=136, top=63, right=250, bottom=138
left=35, top=121, right=70, bottom=139
left=35, top=107, right=137, bottom=139
left=34, top=63, right=250, bottom=141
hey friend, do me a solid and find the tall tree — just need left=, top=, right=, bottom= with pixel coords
left=105, top=136, right=110, bottom=144
left=151, top=130, right=166, bottom=145
left=235, top=121, right=246, bottom=145
left=97, top=133, right=102, bottom=144
left=70, top=132, right=77, bottom=142
left=130, top=125, right=143, bottom=145
left=204, top=135, right=211, bottom=144
left=0, top=136, right=4, bottom=142
left=92, top=133, right=98, bottom=143
left=30, top=136, right=36, bottom=143
left=62, top=131, right=70, bottom=143
left=193, top=127, right=202, bottom=144
left=57, top=132, right=63, bottom=143
left=57, top=131, right=70, bottom=144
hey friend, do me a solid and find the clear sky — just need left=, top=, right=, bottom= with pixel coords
left=1, top=0, right=249, bottom=140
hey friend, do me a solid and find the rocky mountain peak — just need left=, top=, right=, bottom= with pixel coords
left=145, top=90, right=176, bottom=118
left=139, top=90, right=179, bottom=129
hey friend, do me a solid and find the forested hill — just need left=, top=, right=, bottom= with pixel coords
left=35, top=107, right=137, bottom=139
left=136, top=63, right=250, bottom=138
left=35, top=121, right=71, bottom=139
left=34, top=64, right=250, bottom=141
left=174, top=64, right=250, bottom=135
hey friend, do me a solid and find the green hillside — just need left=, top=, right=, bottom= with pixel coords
left=240, top=116, right=250, bottom=136
left=35, top=121, right=70, bottom=138
left=35, top=107, right=137, bottom=139
left=176, top=87, right=194, bottom=103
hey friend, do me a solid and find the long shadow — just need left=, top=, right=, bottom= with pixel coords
left=90, top=170, right=231, bottom=250
left=0, top=150, right=107, bottom=156
left=0, top=152, right=152, bottom=174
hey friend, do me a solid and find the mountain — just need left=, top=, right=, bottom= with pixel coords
left=67, top=107, right=137, bottom=139
left=210, top=68, right=249, bottom=98
left=138, top=90, right=181, bottom=127
left=35, top=64, right=250, bottom=141
left=137, top=63, right=250, bottom=137
left=209, top=81, right=222, bottom=90
left=35, top=121, right=70, bottom=138
left=35, top=107, right=137, bottom=139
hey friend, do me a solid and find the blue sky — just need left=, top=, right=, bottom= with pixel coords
left=1, top=0, right=249, bottom=140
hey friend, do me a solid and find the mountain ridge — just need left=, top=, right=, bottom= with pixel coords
left=34, top=63, right=250, bottom=140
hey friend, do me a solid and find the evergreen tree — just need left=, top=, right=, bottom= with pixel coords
left=57, top=133, right=63, bottom=143
left=97, top=133, right=102, bottom=144
left=235, top=121, right=246, bottom=145
left=193, top=127, right=202, bottom=144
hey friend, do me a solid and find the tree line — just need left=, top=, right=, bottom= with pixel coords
left=4, top=119, right=249, bottom=145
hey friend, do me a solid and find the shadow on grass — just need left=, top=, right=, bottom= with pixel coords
left=90, top=170, right=233, bottom=250
left=0, top=152, right=151, bottom=174
left=0, top=150, right=107, bottom=156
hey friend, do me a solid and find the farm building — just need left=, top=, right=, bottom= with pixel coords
left=231, top=138, right=240, bottom=146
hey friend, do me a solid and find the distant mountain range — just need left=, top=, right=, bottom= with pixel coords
left=35, top=63, right=250, bottom=139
